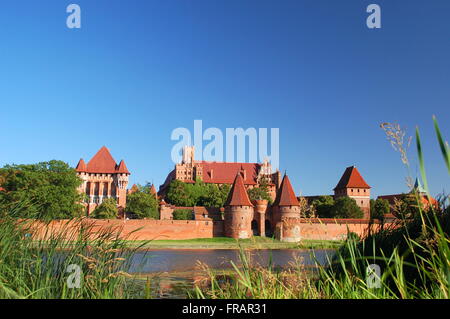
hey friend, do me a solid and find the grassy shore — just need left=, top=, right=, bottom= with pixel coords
left=124, top=237, right=343, bottom=250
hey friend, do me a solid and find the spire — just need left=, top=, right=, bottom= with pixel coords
left=116, top=160, right=130, bottom=174
left=75, top=159, right=87, bottom=172
left=412, top=177, right=426, bottom=193
left=273, top=174, right=299, bottom=206
left=150, top=184, right=157, bottom=196
left=224, top=173, right=253, bottom=207
left=334, top=166, right=370, bottom=190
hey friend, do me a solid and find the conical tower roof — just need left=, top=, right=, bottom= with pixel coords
left=412, top=177, right=426, bottom=193
left=224, top=173, right=253, bottom=207
left=75, top=159, right=87, bottom=172
left=273, top=174, right=299, bottom=206
left=116, top=160, right=130, bottom=174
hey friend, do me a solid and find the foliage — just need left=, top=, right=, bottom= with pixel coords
left=0, top=215, right=148, bottom=298
left=166, top=180, right=230, bottom=208
left=391, top=193, right=423, bottom=220
left=0, top=160, right=84, bottom=219
left=173, top=209, right=194, bottom=220
left=126, top=187, right=159, bottom=219
left=298, top=196, right=315, bottom=218
left=247, top=178, right=272, bottom=204
left=311, top=196, right=335, bottom=218
left=90, top=198, right=118, bottom=219
left=330, top=197, right=364, bottom=219
left=371, top=198, right=390, bottom=221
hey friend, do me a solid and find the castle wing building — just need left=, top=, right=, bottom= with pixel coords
left=76, top=146, right=130, bottom=215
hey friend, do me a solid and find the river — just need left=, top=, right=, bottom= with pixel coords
left=124, top=249, right=335, bottom=298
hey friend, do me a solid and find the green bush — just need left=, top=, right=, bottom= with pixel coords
left=125, top=190, right=159, bottom=219
left=330, top=197, right=364, bottom=219
left=173, top=209, right=194, bottom=220
left=0, top=160, right=84, bottom=219
left=91, top=198, right=118, bottom=219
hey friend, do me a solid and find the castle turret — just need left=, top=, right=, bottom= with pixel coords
left=334, top=166, right=371, bottom=219
left=224, top=173, right=254, bottom=239
left=273, top=174, right=301, bottom=242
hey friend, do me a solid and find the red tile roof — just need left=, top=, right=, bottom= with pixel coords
left=224, top=173, right=254, bottom=207
left=116, top=160, right=130, bottom=174
left=76, top=146, right=130, bottom=174
left=273, top=174, right=299, bottom=206
left=200, top=162, right=259, bottom=185
left=75, top=159, right=87, bottom=172
left=334, top=166, right=370, bottom=190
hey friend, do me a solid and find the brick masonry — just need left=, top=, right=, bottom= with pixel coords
left=28, top=218, right=392, bottom=241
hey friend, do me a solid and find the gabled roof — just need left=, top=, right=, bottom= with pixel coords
left=273, top=174, right=299, bottom=206
left=334, top=166, right=370, bottom=190
left=77, top=146, right=130, bottom=174
left=224, top=173, right=253, bottom=207
left=200, top=161, right=260, bottom=185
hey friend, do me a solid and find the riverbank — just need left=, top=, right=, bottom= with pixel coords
left=125, top=237, right=344, bottom=250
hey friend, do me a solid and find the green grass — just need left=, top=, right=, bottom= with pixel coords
left=125, top=237, right=343, bottom=250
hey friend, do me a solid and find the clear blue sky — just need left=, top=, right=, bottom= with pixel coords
left=0, top=0, right=449, bottom=198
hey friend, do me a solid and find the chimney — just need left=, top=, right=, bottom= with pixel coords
left=210, top=169, right=213, bottom=180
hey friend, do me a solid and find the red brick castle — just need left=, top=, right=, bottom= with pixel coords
left=75, top=146, right=130, bottom=215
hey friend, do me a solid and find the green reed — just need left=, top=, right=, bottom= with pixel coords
left=0, top=215, right=147, bottom=299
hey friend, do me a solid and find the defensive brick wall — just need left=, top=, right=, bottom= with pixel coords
left=26, top=218, right=394, bottom=241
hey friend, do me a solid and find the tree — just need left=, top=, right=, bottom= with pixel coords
left=199, top=184, right=229, bottom=208
left=166, top=180, right=195, bottom=207
left=91, top=198, right=118, bottom=219
left=125, top=188, right=159, bottom=219
left=372, top=198, right=390, bottom=221
left=330, top=197, right=364, bottom=219
left=0, top=160, right=84, bottom=219
left=312, top=196, right=335, bottom=218
left=173, top=209, right=194, bottom=220
left=166, top=180, right=231, bottom=208
left=247, top=180, right=272, bottom=204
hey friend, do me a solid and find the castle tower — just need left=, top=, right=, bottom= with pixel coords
left=224, top=173, right=254, bottom=239
left=334, top=166, right=371, bottom=219
left=76, top=146, right=130, bottom=215
left=273, top=174, right=300, bottom=223
left=272, top=174, right=301, bottom=242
